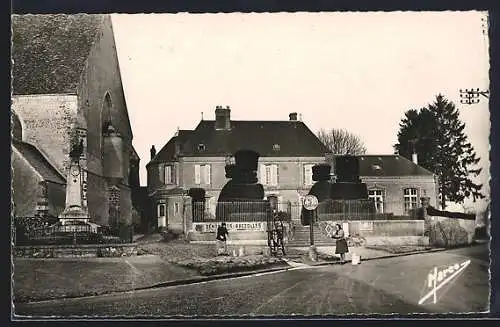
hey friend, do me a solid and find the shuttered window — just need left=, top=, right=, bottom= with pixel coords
left=303, top=164, right=314, bottom=186
left=195, top=164, right=211, bottom=185
left=260, top=164, right=279, bottom=186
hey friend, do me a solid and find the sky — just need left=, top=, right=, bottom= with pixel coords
left=111, top=12, right=490, bottom=210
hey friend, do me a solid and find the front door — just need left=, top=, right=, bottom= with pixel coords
left=157, top=202, right=167, bottom=230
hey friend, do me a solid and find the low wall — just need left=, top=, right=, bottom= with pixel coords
left=427, top=216, right=476, bottom=247
left=14, top=243, right=138, bottom=258
left=317, top=220, right=426, bottom=246
left=318, top=220, right=425, bottom=237
left=189, top=221, right=294, bottom=246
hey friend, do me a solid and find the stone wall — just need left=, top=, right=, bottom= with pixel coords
left=45, top=181, right=66, bottom=218
left=11, top=148, right=42, bottom=217
left=12, top=94, right=78, bottom=175
left=77, top=15, right=132, bottom=181
left=14, top=243, right=137, bottom=258
left=86, top=171, right=109, bottom=225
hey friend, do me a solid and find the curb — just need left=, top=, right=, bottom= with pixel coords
left=308, top=247, right=470, bottom=267
left=134, top=264, right=291, bottom=291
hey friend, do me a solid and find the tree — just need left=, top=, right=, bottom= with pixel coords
left=394, top=94, right=485, bottom=209
left=317, top=128, right=367, bottom=155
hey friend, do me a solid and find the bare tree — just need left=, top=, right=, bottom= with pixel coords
left=317, top=128, right=367, bottom=155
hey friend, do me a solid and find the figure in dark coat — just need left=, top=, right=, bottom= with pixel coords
left=332, top=223, right=349, bottom=264
left=216, top=223, right=229, bottom=255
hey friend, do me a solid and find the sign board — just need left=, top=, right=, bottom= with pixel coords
left=303, top=195, right=319, bottom=211
left=192, top=222, right=267, bottom=233
left=359, top=221, right=374, bottom=231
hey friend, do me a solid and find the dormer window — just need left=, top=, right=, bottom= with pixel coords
left=273, top=144, right=280, bottom=151
left=198, top=144, right=206, bottom=151
left=372, top=164, right=382, bottom=171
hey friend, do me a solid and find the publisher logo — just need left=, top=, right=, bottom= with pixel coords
left=418, top=259, right=471, bottom=305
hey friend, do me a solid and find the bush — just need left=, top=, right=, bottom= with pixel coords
left=429, top=219, right=471, bottom=248
left=161, top=229, right=186, bottom=242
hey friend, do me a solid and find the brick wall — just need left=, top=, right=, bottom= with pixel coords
left=12, top=94, right=78, bottom=175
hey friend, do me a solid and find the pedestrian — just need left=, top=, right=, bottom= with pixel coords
left=216, top=222, right=229, bottom=255
left=332, top=223, right=348, bottom=264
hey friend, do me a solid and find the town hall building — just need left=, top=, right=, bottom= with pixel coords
left=147, top=106, right=438, bottom=231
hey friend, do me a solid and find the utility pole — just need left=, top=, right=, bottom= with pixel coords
left=459, top=88, right=489, bottom=105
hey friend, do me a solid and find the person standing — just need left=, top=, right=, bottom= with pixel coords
left=332, top=223, right=349, bottom=264
left=216, top=222, right=229, bottom=255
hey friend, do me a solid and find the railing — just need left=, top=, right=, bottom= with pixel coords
left=14, top=217, right=133, bottom=246
left=187, top=199, right=423, bottom=223
left=191, top=201, right=292, bottom=222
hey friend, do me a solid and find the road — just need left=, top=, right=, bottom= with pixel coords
left=14, top=245, right=490, bottom=317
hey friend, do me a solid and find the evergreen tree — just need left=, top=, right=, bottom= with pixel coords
left=394, top=94, right=484, bottom=209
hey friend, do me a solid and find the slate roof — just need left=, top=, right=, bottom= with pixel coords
left=12, top=140, right=66, bottom=184
left=11, top=14, right=104, bottom=95
left=150, top=120, right=329, bottom=166
left=148, top=130, right=193, bottom=165
left=357, top=155, right=434, bottom=177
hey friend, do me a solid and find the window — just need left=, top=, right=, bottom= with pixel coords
left=404, top=188, right=419, bottom=212
left=368, top=189, right=384, bottom=213
left=273, top=144, right=280, bottom=151
left=260, top=164, right=279, bottom=186
left=198, top=144, right=206, bottom=151
left=195, top=164, right=211, bottom=185
left=157, top=203, right=166, bottom=217
left=303, top=164, right=314, bottom=186
left=164, top=165, right=176, bottom=184
left=174, top=202, right=180, bottom=215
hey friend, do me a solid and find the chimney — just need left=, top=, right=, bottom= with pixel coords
left=215, top=105, right=231, bottom=130
left=412, top=153, right=418, bottom=165
left=150, top=145, right=156, bottom=159
left=289, top=112, right=298, bottom=121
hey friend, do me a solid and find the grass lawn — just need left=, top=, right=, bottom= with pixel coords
left=13, top=255, right=198, bottom=303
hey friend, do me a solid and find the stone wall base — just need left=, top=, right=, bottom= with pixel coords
left=14, top=244, right=137, bottom=258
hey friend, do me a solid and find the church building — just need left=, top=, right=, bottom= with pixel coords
left=11, top=14, right=140, bottom=227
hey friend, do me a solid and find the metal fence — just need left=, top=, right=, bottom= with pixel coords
left=189, top=199, right=422, bottom=223
left=191, top=201, right=292, bottom=223
left=14, top=217, right=133, bottom=246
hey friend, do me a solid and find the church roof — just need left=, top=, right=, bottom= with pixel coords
left=11, top=14, right=105, bottom=95
left=12, top=140, right=66, bottom=184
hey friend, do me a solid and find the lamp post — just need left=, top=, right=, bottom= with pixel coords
left=459, top=88, right=489, bottom=105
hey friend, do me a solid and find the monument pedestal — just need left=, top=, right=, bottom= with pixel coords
left=58, top=159, right=90, bottom=225
left=59, top=206, right=90, bottom=225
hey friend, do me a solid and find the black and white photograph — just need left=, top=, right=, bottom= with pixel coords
left=10, top=11, right=492, bottom=318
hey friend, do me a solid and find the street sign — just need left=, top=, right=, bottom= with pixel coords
left=303, top=195, right=319, bottom=211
